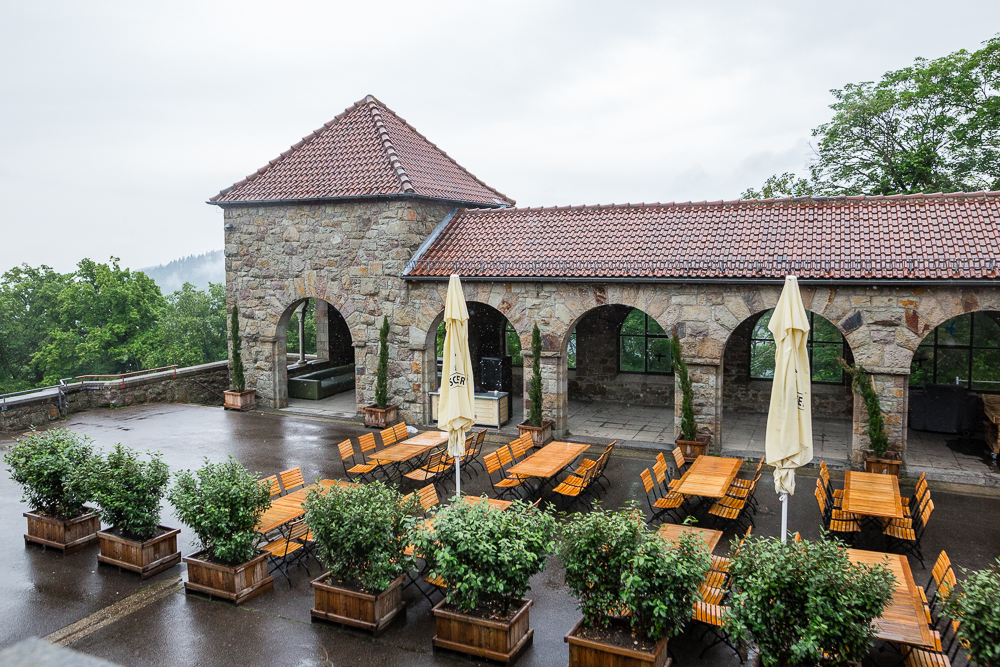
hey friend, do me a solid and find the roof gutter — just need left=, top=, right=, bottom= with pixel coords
left=402, top=209, right=457, bottom=277
left=206, top=193, right=510, bottom=210
left=400, top=275, right=1000, bottom=287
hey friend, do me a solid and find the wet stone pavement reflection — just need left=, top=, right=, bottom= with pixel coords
left=1, top=404, right=998, bottom=666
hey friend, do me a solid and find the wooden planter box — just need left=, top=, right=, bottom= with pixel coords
left=311, top=574, right=406, bottom=637
left=223, top=389, right=256, bottom=411
left=433, top=598, right=534, bottom=665
left=24, top=509, right=100, bottom=554
left=364, top=404, right=398, bottom=428
left=97, top=526, right=181, bottom=579
left=565, top=618, right=670, bottom=667
left=518, top=420, right=553, bottom=447
left=183, top=550, right=272, bottom=605
left=676, top=435, right=711, bottom=462
left=864, top=453, right=902, bottom=477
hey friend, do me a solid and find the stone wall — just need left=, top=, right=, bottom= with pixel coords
left=0, top=362, right=229, bottom=433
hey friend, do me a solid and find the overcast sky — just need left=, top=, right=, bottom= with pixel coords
left=2, top=1, right=998, bottom=275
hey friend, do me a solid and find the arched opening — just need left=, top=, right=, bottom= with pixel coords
left=563, top=305, right=675, bottom=446
left=277, top=298, right=356, bottom=417
left=721, top=308, right=855, bottom=462
left=907, top=311, right=1000, bottom=468
left=423, top=302, right=521, bottom=429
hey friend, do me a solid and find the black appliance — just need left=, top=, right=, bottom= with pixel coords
left=480, top=356, right=513, bottom=416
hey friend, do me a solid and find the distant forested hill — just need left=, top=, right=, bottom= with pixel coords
left=140, top=250, right=224, bottom=293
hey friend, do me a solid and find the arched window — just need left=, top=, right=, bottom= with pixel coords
left=619, top=309, right=672, bottom=374
left=749, top=310, right=848, bottom=384
left=910, top=312, right=1000, bottom=391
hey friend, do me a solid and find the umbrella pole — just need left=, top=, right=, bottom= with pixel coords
left=780, top=492, right=788, bottom=543
left=455, top=456, right=461, bottom=498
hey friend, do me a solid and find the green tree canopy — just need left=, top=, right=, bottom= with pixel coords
left=141, top=282, right=227, bottom=369
left=0, top=264, right=71, bottom=391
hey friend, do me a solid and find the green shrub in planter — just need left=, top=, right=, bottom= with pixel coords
left=3, top=428, right=95, bottom=519
left=85, top=444, right=170, bottom=541
left=725, top=535, right=895, bottom=667
left=559, top=504, right=709, bottom=640
left=414, top=498, right=557, bottom=617
left=167, top=456, right=270, bottom=565
left=304, top=480, right=417, bottom=593
left=944, top=558, right=1000, bottom=667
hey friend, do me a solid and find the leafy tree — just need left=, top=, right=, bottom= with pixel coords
left=671, top=332, right=697, bottom=440
left=742, top=172, right=816, bottom=199
left=3, top=429, right=96, bottom=519
left=374, top=317, right=389, bottom=408
left=31, top=257, right=165, bottom=385
left=142, top=282, right=227, bottom=368
left=528, top=323, right=544, bottom=427
left=230, top=305, right=245, bottom=392
left=945, top=558, right=1000, bottom=667
left=0, top=265, right=70, bottom=393
left=84, top=444, right=170, bottom=541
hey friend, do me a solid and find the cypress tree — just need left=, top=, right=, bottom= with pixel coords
left=230, top=306, right=245, bottom=392
left=528, top=323, right=543, bottom=427
left=375, top=317, right=389, bottom=409
left=671, top=331, right=697, bottom=440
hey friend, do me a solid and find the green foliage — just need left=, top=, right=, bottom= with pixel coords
left=230, top=306, right=245, bottom=392
left=414, top=498, right=556, bottom=616
left=3, top=428, right=95, bottom=519
left=304, top=481, right=417, bottom=593
left=560, top=504, right=707, bottom=640
left=725, top=535, right=895, bottom=667
left=166, top=457, right=270, bottom=565
left=31, top=258, right=166, bottom=386
left=671, top=332, right=697, bottom=440
left=742, top=172, right=817, bottom=200
left=85, top=444, right=169, bottom=541
left=142, top=283, right=227, bottom=369
left=375, top=317, right=389, bottom=408
left=0, top=265, right=70, bottom=393
left=528, top=323, right=544, bottom=427
left=944, top=559, right=1000, bottom=667
left=840, top=361, right=890, bottom=457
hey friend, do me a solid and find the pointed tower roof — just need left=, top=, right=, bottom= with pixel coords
left=209, top=95, right=514, bottom=207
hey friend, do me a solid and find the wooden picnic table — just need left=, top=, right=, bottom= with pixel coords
left=371, top=430, right=449, bottom=464
left=507, top=441, right=589, bottom=479
left=842, top=471, right=903, bottom=519
left=674, top=455, right=744, bottom=499
left=462, top=495, right=513, bottom=511
left=657, top=523, right=723, bottom=553
left=256, top=479, right=357, bottom=533
left=848, top=549, right=935, bottom=649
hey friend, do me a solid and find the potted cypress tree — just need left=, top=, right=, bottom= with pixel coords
left=725, top=535, right=895, bottom=667
left=224, top=305, right=255, bottom=411
left=672, top=332, right=709, bottom=461
left=560, top=504, right=709, bottom=667
left=306, top=481, right=417, bottom=636
left=415, top=498, right=557, bottom=664
left=87, top=444, right=180, bottom=578
left=519, top=323, right=554, bottom=446
left=168, top=457, right=273, bottom=604
left=944, top=558, right=1000, bottom=667
left=4, top=429, right=100, bottom=554
left=840, top=361, right=899, bottom=476
left=364, top=317, right=398, bottom=427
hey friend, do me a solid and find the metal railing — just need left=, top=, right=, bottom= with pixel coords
left=76, top=366, right=179, bottom=389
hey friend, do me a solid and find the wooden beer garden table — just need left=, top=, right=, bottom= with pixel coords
left=371, top=430, right=449, bottom=464
left=257, top=479, right=357, bottom=534
left=848, top=549, right=936, bottom=649
left=674, top=455, right=744, bottom=500
left=461, top=495, right=512, bottom=511
left=657, top=523, right=723, bottom=553
left=507, top=441, right=590, bottom=480
left=842, top=471, right=904, bottom=520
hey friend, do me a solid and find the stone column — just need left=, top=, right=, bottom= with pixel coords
left=258, top=335, right=287, bottom=409
left=353, top=341, right=369, bottom=416
left=851, top=369, right=909, bottom=465
left=298, top=303, right=307, bottom=364
left=314, top=300, right=330, bottom=362
left=675, top=362, right=724, bottom=453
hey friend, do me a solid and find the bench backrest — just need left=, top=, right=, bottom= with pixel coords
left=260, top=475, right=282, bottom=498
left=358, top=433, right=376, bottom=455
left=279, top=467, right=304, bottom=493
left=484, top=451, right=502, bottom=476
left=417, top=484, right=439, bottom=511
left=393, top=422, right=408, bottom=442
left=337, top=440, right=354, bottom=463
left=380, top=427, right=397, bottom=447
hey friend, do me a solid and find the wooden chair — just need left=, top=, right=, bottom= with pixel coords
left=726, top=471, right=762, bottom=513
left=902, top=476, right=930, bottom=518
left=484, top=450, right=525, bottom=501
left=815, top=482, right=859, bottom=542
left=709, top=493, right=754, bottom=533
left=710, top=526, right=751, bottom=574
left=818, top=462, right=844, bottom=509
left=403, top=450, right=452, bottom=488
left=901, top=616, right=963, bottom=667
left=461, top=430, right=486, bottom=476
left=379, top=426, right=397, bottom=449
left=260, top=475, right=282, bottom=499
left=671, top=446, right=690, bottom=476
left=415, top=483, right=439, bottom=513
left=691, top=601, right=741, bottom=659
left=645, top=464, right=686, bottom=524
left=392, top=421, right=409, bottom=443
left=884, top=495, right=934, bottom=568
left=279, top=467, right=305, bottom=495
left=925, top=551, right=957, bottom=629
left=263, top=519, right=311, bottom=586
left=732, top=456, right=765, bottom=490
left=553, top=465, right=596, bottom=511
left=338, top=439, right=377, bottom=483
left=510, top=435, right=532, bottom=462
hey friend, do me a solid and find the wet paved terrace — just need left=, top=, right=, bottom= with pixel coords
left=1, top=404, right=998, bottom=667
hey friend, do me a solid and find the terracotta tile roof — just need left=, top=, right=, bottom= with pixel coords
left=407, top=192, right=1000, bottom=280
left=210, top=96, right=514, bottom=207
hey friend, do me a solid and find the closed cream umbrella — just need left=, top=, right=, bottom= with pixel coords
left=764, top=275, right=814, bottom=542
left=437, top=274, right=476, bottom=497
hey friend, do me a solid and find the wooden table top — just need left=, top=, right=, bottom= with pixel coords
left=507, top=441, right=590, bottom=479
left=462, top=495, right=513, bottom=511
left=372, top=431, right=448, bottom=463
left=657, top=524, right=724, bottom=553
left=674, top=456, right=744, bottom=499
left=842, top=471, right=903, bottom=519
left=257, top=479, right=357, bottom=533
left=848, top=549, right=936, bottom=649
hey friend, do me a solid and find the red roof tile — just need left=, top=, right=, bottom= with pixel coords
left=210, top=96, right=514, bottom=207
left=407, top=192, right=1000, bottom=280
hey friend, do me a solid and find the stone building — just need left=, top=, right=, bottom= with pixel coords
left=211, top=95, right=1000, bottom=470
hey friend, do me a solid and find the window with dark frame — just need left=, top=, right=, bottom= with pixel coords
left=618, top=309, right=672, bottom=374
left=748, top=309, right=848, bottom=384
left=909, top=312, right=1000, bottom=392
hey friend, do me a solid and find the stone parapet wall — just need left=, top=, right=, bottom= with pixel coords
left=0, top=362, right=228, bottom=433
